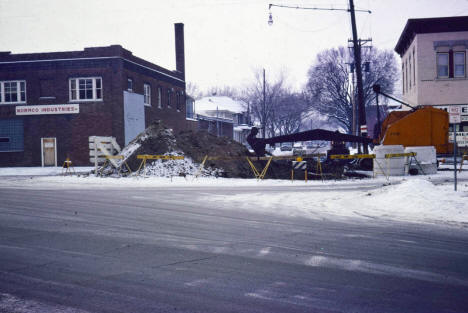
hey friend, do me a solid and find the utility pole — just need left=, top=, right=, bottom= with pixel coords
left=262, top=68, right=266, bottom=138
left=268, top=1, right=371, bottom=145
left=348, top=0, right=368, bottom=153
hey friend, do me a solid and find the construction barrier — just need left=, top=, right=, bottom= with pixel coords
left=195, top=154, right=325, bottom=180
left=330, top=154, right=376, bottom=160
left=458, top=154, right=468, bottom=172
left=373, top=152, right=423, bottom=179
left=291, top=160, right=308, bottom=182
left=247, top=156, right=273, bottom=180
left=136, top=154, right=185, bottom=176
left=61, top=158, right=75, bottom=176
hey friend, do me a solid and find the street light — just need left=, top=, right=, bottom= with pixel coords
left=268, top=4, right=273, bottom=25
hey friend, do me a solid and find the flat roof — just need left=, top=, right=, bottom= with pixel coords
left=0, top=45, right=184, bottom=82
left=395, top=16, right=468, bottom=56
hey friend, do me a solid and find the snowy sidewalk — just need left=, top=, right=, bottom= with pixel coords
left=0, top=167, right=467, bottom=229
left=0, top=166, right=94, bottom=176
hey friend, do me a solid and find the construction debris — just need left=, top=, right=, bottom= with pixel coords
left=97, top=121, right=339, bottom=179
left=98, top=121, right=255, bottom=178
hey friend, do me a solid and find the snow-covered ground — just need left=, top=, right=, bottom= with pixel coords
left=0, top=166, right=94, bottom=176
left=0, top=166, right=467, bottom=229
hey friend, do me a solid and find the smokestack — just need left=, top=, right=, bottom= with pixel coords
left=174, top=23, right=185, bottom=80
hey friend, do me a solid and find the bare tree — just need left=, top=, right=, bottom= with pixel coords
left=204, top=85, right=239, bottom=99
left=186, top=81, right=202, bottom=100
left=305, top=47, right=398, bottom=134
left=241, top=69, right=309, bottom=138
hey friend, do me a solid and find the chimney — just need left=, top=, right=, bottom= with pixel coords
left=174, top=23, right=185, bottom=80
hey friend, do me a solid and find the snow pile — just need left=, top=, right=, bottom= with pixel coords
left=139, top=153, right=223, bottom=178
left=367, top=179, right=466, bottom=224
left=203, top=177, right=468, bottom=227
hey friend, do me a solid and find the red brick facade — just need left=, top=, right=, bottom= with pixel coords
left=0, top=24, right=187, bottom=167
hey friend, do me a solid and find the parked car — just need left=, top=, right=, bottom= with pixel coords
left=280, top=143, right=293, bottom=151
left=265, top=144, right=275, bottom=154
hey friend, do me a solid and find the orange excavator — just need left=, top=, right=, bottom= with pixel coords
left=372, top=84, right=452, bottom=155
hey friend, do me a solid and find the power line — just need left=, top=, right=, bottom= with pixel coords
left=269, top=3, right=371, bottom=14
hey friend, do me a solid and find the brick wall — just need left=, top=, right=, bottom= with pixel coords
left=0, top=44, right=187, bottom=167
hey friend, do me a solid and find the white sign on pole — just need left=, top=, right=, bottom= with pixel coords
left=449, top=106, right=461, bottom=124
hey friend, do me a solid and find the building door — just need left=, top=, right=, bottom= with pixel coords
left=42, top=138, right=57, bottom=166
left=123, top=91, right=145, bottom=145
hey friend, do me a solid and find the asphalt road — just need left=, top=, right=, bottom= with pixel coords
left=1, top=184, right=468, bottom=313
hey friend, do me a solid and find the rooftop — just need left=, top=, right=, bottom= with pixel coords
left=195, top=96, right=247, bottom=114
left=0, top=45, right=183, bottom=82
left=395, top=16, right=468, bottom=56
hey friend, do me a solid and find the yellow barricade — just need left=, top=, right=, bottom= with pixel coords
left=204, top=154, right=325, bottom=161
left=459, top=154, right=468, bottom=173
left=384, top=152, right=416, bottom=158
left=136, top=154, right=185, bottom=176
left=62, top=158, right=75, bottom=176
left=137, top=155, right=184, bottom=160
left=246, top=156, right=273, bottom=180
left=330, top=154, right=375, bottom=160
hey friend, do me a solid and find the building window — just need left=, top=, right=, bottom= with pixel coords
left=176, top=92, right=181, bottom=111
left=167, top=89, right=171, bottom=107
left=144, top=83, right=151, bottom=106
left=402, top=63, right=405, bottom=94
left=413, top=49, right=416, bottom=84
left=69, top=77, right=102, bottom=101
left=454, top=52, right=466, bottom=78
left=437, top=53, right=449, bottom=78
left=0, top=119, right=23, bottom=152
left=186, top=97, right=194, bottom=119
left=0, top=80, right=26, bottom=104
left=157, top=87, right=162, bottom=108
left=405, top=60, right=408, bottom=92
left=127, top=78, right=133, bottom=92
left=409, top=57, right=412, bottom=89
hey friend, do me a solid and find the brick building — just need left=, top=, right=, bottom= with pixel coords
left=0, top=23, right=187, bottom=167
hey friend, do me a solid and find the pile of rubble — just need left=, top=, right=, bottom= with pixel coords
left=100, top=121, right=261, bottom=178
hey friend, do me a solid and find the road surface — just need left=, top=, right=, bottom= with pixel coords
left=1, top=183, right=467, bottom=312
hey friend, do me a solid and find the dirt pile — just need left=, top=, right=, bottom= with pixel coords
left=100, top=121, right=257, bottom=177
left=98, top=121, right=335, bottom=179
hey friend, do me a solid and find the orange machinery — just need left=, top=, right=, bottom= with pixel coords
left=376, top=106, right=452, bottom=155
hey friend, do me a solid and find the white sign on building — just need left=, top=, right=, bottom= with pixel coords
left=15, top=104, right=79, bottom=115
left=448, top=106, right=462, bottom=124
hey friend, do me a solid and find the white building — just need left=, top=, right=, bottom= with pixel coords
left=195, top=96, right=252, bottom=145
left=395, top=16, right=468, bottom=148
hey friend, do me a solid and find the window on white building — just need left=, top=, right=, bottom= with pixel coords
left=0, top=80, right=26, bottom=104
left=454, top=52, right=466, bottom=78
left=69, top=77, right=102, bottom=101
left=405, top=59, right=409, bottom=91
left=402, top=63, right=405, bottom=94
left=437, top=53, right=449, bottom=78
left=144, top=83, right=151, bottom=106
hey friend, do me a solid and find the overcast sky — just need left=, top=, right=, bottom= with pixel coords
left=1, top=0, right=467, bottom=92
